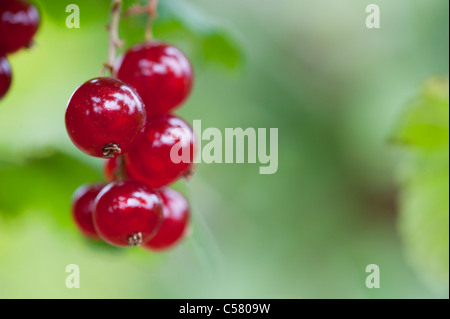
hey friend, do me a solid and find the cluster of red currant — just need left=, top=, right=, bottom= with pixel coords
left=66, top=3, right=196, bottom=251
left=0, top=0, right=39, bottom=100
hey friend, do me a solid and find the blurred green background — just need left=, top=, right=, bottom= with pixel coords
left=0, top=0, right=448, bottom=298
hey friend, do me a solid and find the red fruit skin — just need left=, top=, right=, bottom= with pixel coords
left=71, top=183, right=105, bottom=240
left=0, top=56, right=12, bottom=99
left=125, top=114, right=196, bottom=188
left=0, top=0, right=40, bottom=55
left=93, top=181, right=163, bottom=247
left=116, top=42, right=193, bottom=117
left=143, top=189, right=190, bottom=251
left=65, top=77, right=147, bottom=158
left=103, top=156, right=137, bottom=181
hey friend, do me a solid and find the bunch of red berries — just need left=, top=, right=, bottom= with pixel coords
left=66, top=41, right=195, bottom=250
left=0, top=0, right=40, bottom=100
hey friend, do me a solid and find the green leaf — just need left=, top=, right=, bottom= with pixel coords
left=201, top=31, right=242, bottom=70
left=397, top=77, right=449, bottom=293
left=394, top=78, right=449, bottom=149
left=161, top=0, right=243, bottom=70
left=0, top=151, right=101, bottom=229
left=35, top=0, right=243, bottom=70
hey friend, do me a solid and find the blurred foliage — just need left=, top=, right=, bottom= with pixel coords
left=395, top=78, right=449, bottom=292
left=395, top=79, right=449, bottom=148
left=35, top=0, right=243, bottom=70
left=0, top=0, right=448, bottom=298
left=0, top=151, right=101, bottom=225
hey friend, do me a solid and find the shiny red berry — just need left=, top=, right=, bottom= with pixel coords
left=71, top=183, right=105, bottom=240
left=0, top=0, right=40, bottom=55
left=126, top=114, right=196, bottom=188
left=0, top=56, right=12, bottom=99
left=116, top=42, right=193, bottom=117
left=65, top=77, right=147, bottom=158
left=143, top=189, right=190, bottom=251
left=93, top=181, right=163, bottom=247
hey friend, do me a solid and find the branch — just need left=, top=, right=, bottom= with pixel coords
left=123, top=0, right=158, bottom=41
left=100, top=0, right=124, bottom=77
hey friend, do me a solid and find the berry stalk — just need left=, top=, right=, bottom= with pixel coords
left=145, top=0, right=158, bottom=41
left=124, top=0, right=158, bottom=41
left=100, top=0, right=124, bottom=77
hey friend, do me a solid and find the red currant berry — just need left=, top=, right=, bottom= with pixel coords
left=116, top=42, right=193, bottom=117
left=125, top=114, right=196, bottom=188
left=103, top=156, right=136, bottom=181
left=0, top=56, right=12, bottom=99
left=0, top=0, right=40, bottom=55
left=65, top=77, right=147, bottom=158
left=93, top=181, right=163, bottom=247
left=71, top=183, right=105, bottom=240
left=143, top=189, right=190, bottom=251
